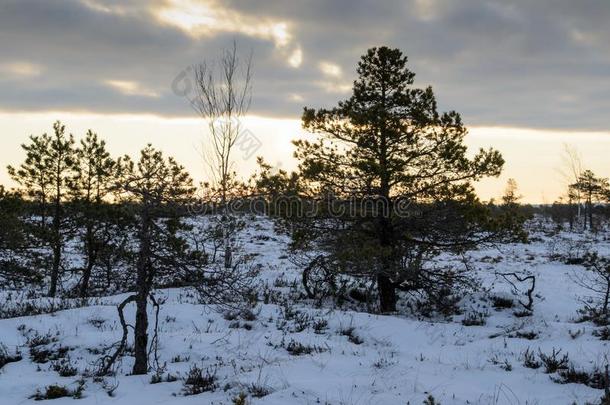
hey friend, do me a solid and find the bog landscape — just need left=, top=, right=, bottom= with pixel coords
left=0, top=1, right=609, bottom=404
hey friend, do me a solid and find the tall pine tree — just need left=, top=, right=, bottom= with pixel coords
left=294, top=47, right=505, bottom=312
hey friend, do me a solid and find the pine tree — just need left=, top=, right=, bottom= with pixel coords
left=8, top=121, right=76, bottom=297
left=115, top=145, right=195, bottom=375
left=501, top=178, right=521, bottom=207
left=7, top=134, right=52, bottom=226
left=0, top=186, right=29, bottom=282
left=0, top=186, right=25, bottom=251
left=571, top=170, right=609, bottom=230
left=71, top=130, right=116, bottom=297
left=294, top=47, right=505, bottom=312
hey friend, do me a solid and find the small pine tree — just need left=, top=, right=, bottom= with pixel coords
left=0, top=186, right=26, bottom=251
left=115, top=145, right=196, bottom=375
left=501, top=178, right=521, bottom=207
left=0, top=186, right=37, bottom=283
left=70, top=130, right=116, bottom=297
left=8, top=121, right=76, bottom=296
left=570, top=170, right=609, bottom=230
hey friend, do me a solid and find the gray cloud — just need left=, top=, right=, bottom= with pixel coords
left=0, top=0, right=609, bottom=130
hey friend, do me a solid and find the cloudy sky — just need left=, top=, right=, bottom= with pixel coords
left=0, top=0, right=609, bottom=202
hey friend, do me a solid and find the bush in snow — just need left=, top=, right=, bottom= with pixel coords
left=181, top=364, right=218, bottom=396
left=538, top=348, right=569, bottom=374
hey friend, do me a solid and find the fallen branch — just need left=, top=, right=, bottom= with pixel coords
left=498, top=272, right=536, bottom=311
left=148, top=293, right=163, bottom=373
left=97, top=294, right=136, bottom=376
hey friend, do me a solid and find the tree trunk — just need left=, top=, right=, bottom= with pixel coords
left=377, top=272, right=396, bottom=313
left=603, top=278, right=610, bottom=314
left=133, top=211, right=151, bottom=375
left=80, top=225, right=96, bottom=298
left=132, top=291, right=149, bottom=375
left=583, top=200, right=588, bottom=230
left=49, top=241, right=60, bottom=297
left=588, top=197, right=594, bottom=231
left=221, top=187, right=232, bottom=270
left=377, top=212, right=397, bottom=313
left=80, top=259, right=94, bottom=298
left=376, top=83, right=397, bottom=313
left=48, top=198, right=61, bottom=297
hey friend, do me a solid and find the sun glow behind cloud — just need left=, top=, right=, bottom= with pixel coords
left=155, top=0, right=291, bottom=48
left=319, top=62, right=342, bottom=78
left=154, top=0, right=303, bottom=68
left=0, top=62, right=43, bottom=78
left=288, top=47, right=303, bottom=68
left=104, top=80, right=160, bottom=98
left=80, top=0, right=128, bottom=15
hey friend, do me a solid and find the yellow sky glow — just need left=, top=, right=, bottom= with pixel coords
left=0, top=111, right=608, bottom=203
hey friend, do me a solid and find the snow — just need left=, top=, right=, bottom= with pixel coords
left=0, top=217, right=608, bottom=404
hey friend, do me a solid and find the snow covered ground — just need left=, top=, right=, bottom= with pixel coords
left=0, top=217, right=609, bottom=404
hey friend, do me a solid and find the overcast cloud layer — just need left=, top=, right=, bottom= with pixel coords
left=0, top=0, right=609, bottom=130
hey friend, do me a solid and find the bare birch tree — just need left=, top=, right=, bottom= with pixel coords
left=191, top=41, right=253, bottom=269
left=558, top=144, right=583, bottom=228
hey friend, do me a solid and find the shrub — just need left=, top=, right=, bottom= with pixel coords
left=513, top=309, right=533, bottom=318
left=491, top=296, right=514, bottom=309
left=248, top=383, right=273, bottom=398
left=150, top=373, right=162, bottom=384
left=26, top=331, right=58, bottom=348
left=594, top=327, right=610, bottom=341
left=181, top=365, right=217, bottom=395
left=512, top=330, right=538, bottom=340
left=461, top=312, right=487, bottom=326
left=372, top=356, right=397, bottom=369
left=423, top=394, right=440, bottom=405
left=522, top=348, right=541, bottom=369
left=30, top=381, right=84, bottom=400
left=489, top=354, right=512, bottom=371
left=554, top=365, right=591, bottom=385
left=30, top=345, right=70, bottom=364
left=576, top=307, right=609, bottom=326
left=588, top=366, right=610, bottom=390
left=233, top=392, right=248, bottom=405
left=171, top=355, right=190, bottom=363
left=52, top=357, right=78, bottom=377
left=241, top=309, right=257, bottom=321
left=0, top=299, right=92, bottom=320
left=339, top=327, right=364, bottom=345
left=223, top=311, right=239, bottom=321
left=313, top=319, right=328, bottom=334
left=539, top=348, right=569, bottom=374
left=553, top=364, right=610, bottom=390
left=32, top=385, right=70, bottom=400
left=285, top=340, right=326, bottom=356
left=0, top=344, right=22, bottom=370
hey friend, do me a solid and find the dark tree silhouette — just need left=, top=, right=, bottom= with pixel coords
left=293, top=47, right=506, bottom=312
left=114, top=145, right=195, bottom=375
left=570, top=170, right=609, bottom=230
left=70, top=130, right=116, bottom=297
left=8, top=121, right=76, bottom=297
